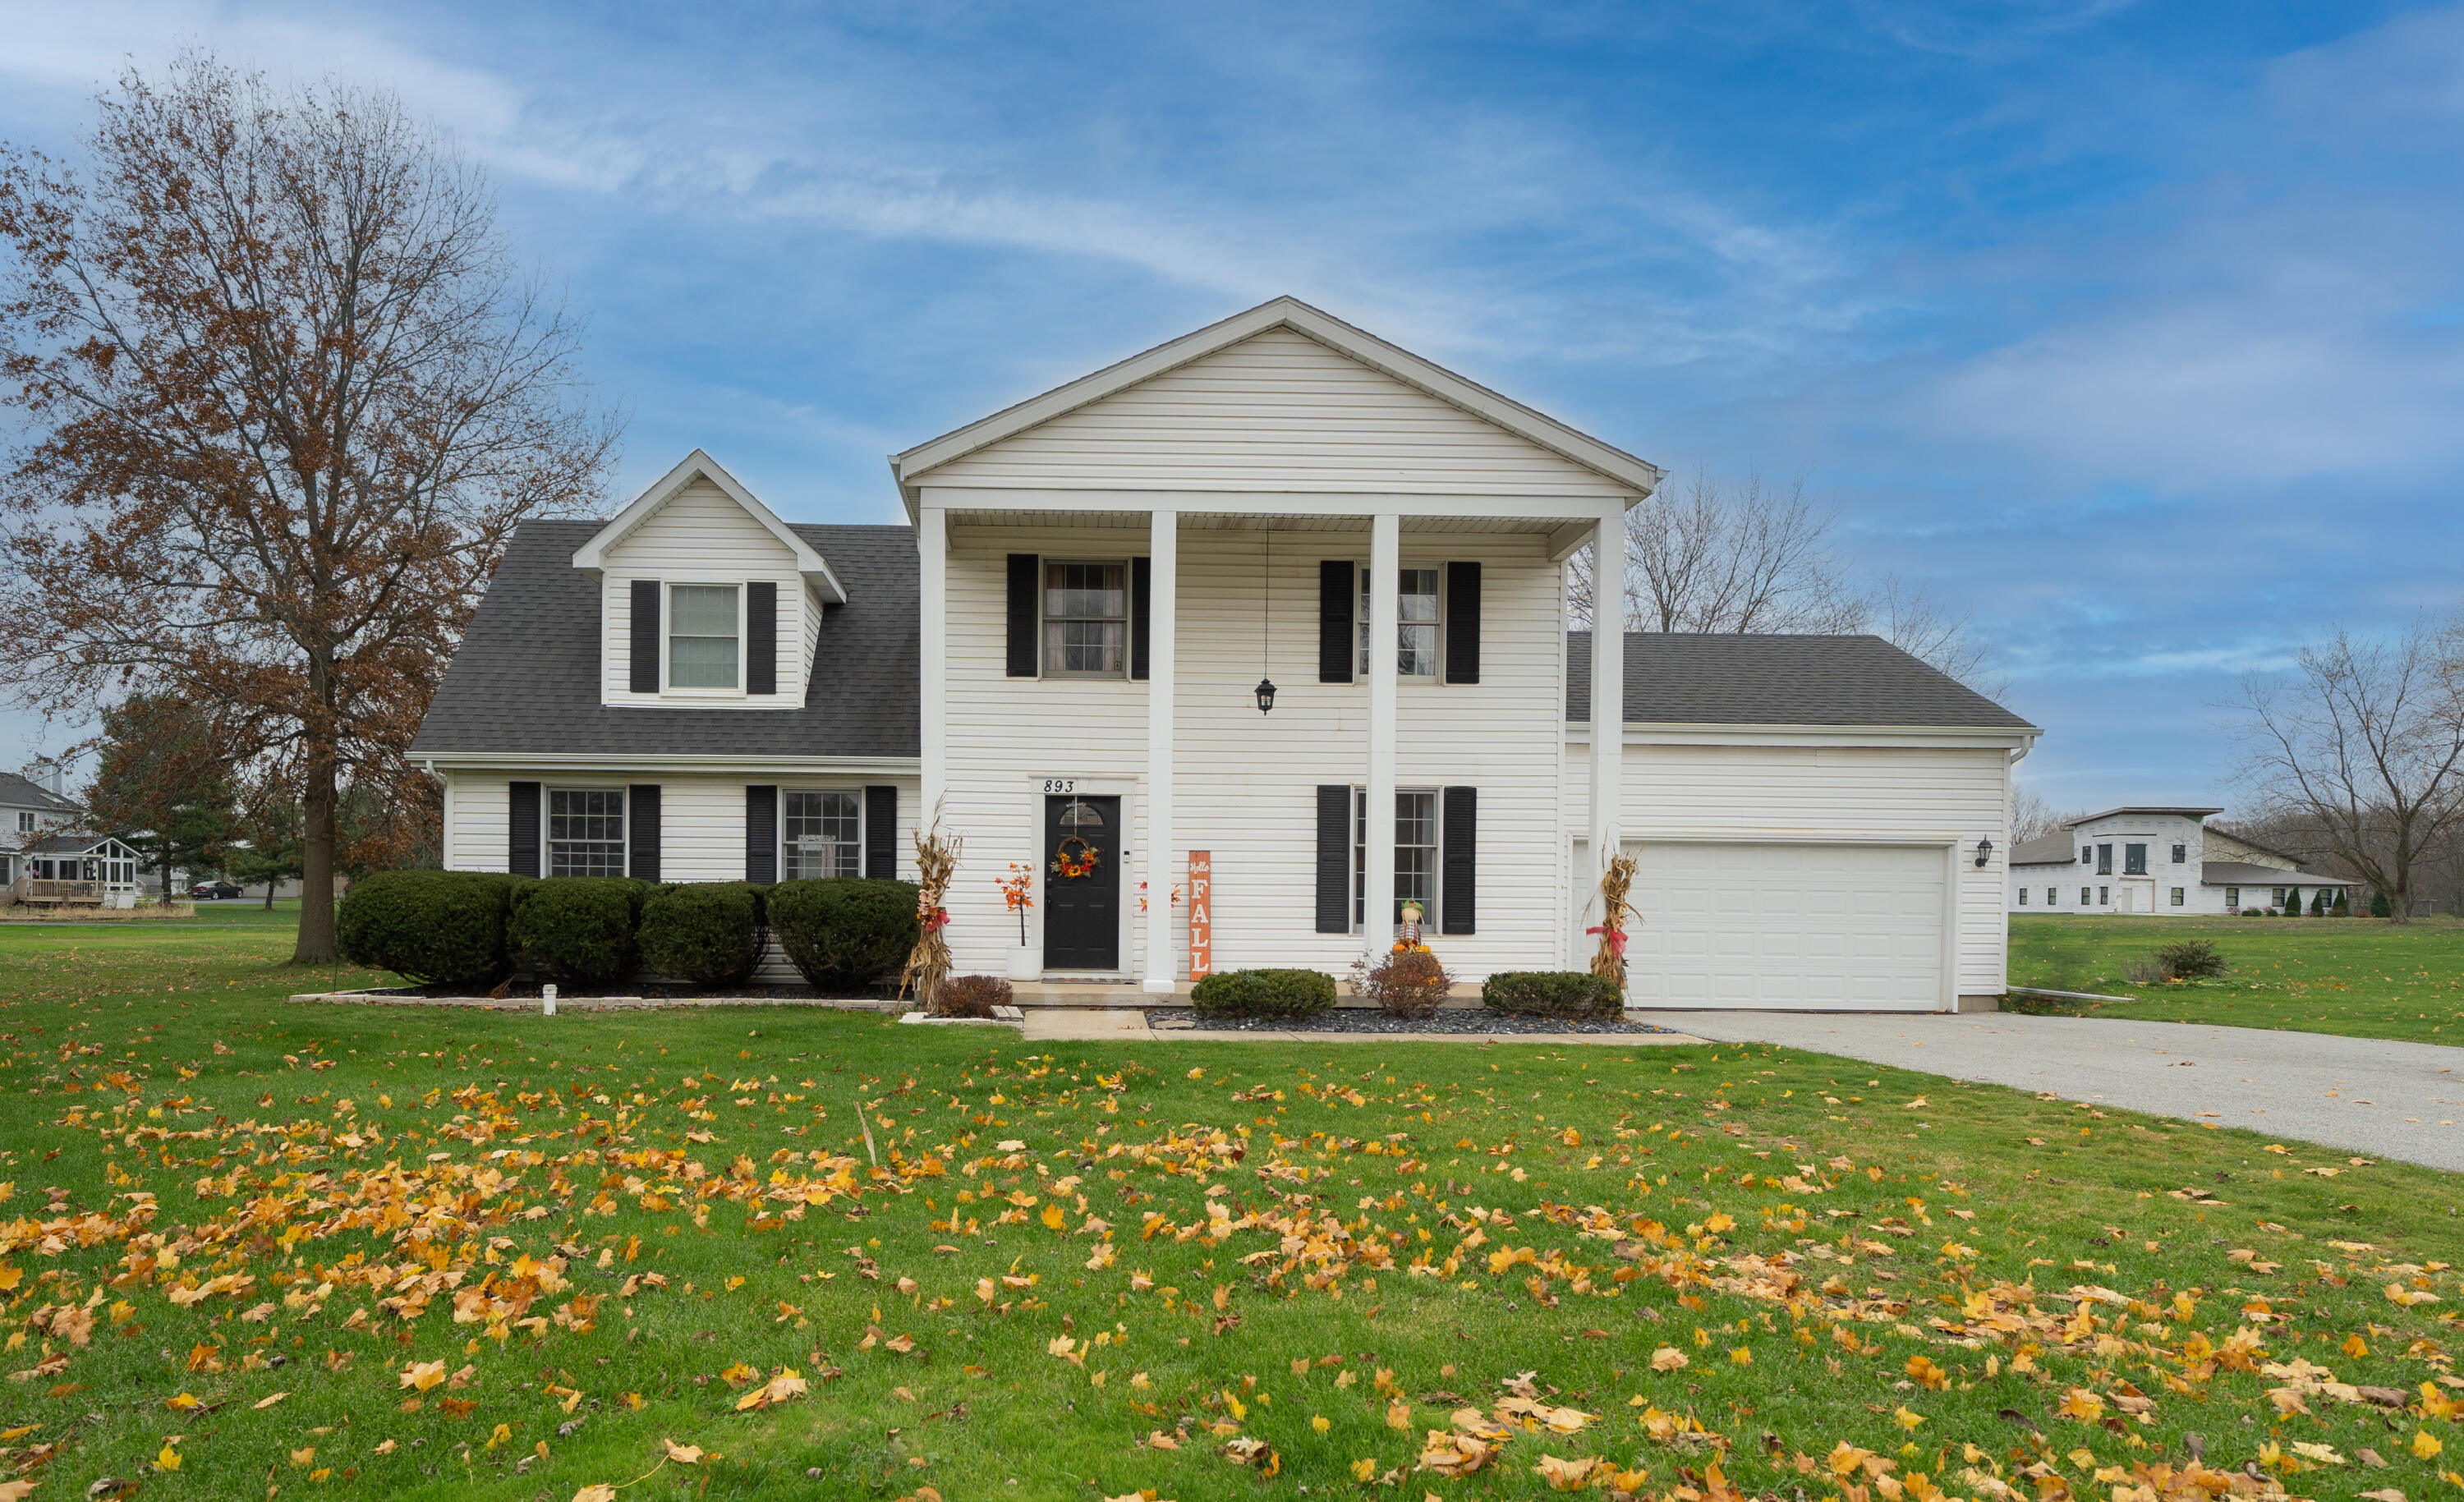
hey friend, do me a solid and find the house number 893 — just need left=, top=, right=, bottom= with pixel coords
left=1041, top=779, right=1076, bottom=793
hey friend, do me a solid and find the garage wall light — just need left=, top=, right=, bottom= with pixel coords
left=1974, top=835, right=1993, bottom=868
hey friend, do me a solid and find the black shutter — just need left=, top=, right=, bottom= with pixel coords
left=747, top=581, right=778, bottom=695
left=628, top=580, right=660, bottom=693
left=745, top=785, right=777, bottom=883
left=1318, top=560, right=1354, bottom=683
left=508, top=781, right=541, bottom=878
left=628, top=784, right=661, bottom=882
left=1315, top=784, right=1351, bottom=934
left=1130, top=555, right=1152, bottom=681
left=1441, top=786, right=1476, bottom=935
left=1006, top=553, right=1039, bottom=678
left=1445, top=562, right=1481, bottom=685
left=864, top=785, right=898, bottom=879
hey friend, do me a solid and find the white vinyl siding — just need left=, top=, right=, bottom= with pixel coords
left=919, top=327, right=1636, bottom=497
left=935, top=522, right=1565, bottom=981
left=442, top=771, right=919, bottom=887
left=598, top=479, right=809, bottom=710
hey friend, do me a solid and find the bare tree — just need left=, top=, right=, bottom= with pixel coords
left=2009, top=784, right=2080, bottom=844
left=0, top=56, right=618, bottom=962
left=1567, top=470, right=2000, bottom=693
left=2232, top=618, right=2464, bottom=924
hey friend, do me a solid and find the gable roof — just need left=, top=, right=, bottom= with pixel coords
left=23, top=832, right=128, bottom=856
left=1566, top=632, right=2037, bottom=731
left=0, top=770, right=73, bottom=811
left=412, top=519, right=917, bottom=761
left=890, top=296, right=1665, bottom=514
left=2200, top=860, right=2351, bottom=888
left=572, top=450, right=847, bottom=604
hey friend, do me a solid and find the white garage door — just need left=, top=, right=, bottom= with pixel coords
left=1615, top=842, right=1946, bottom=1011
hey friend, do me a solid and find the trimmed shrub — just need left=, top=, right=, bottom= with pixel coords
left=767, top=878, right=920, bottom=994
left=2153, top=939, right=2227, bottom=980
left=337, top=870, right=521, bottom=987
left=637, top=882, right=765, bottom=988
left=1349, top=949, right=1453, bottom=1018
left=2370, top=890, right=2392, bottom=918
left=1188, top=968, right=1336, bottom=1021
left=2333, top=891, right=2351, bottom=916
left=508, top=877, right=646, bottom=989
left=939, top=974, right=1013, bottom=1018
left=2308, top=889, right=2327, bottom=916
left=1483, top=970, right=1621, bottom=1018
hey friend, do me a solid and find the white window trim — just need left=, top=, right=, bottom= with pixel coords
left=1350, top=783, right=1443, bottom=935
left=545, top=785, right=629, bottom=878
left=1039, top=558, right=1134, bottom=681
left=1356, top=560, right=1447, bottom=683
left=779, top=787, right=867, bottom=880
left=663, top=581, right=748, bottom=698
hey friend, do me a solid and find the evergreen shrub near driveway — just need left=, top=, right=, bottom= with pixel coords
left=508, top=876, right=647, bottom=989
left=637, top=881, right=765, bottom=987
left=1482, top=970, right=1622, bottom=1017
left=767, top=878, right=920, bottom=993
left=1188, top=967, right=1336, bottom=1021
left=336, top=869, right=523, bottom=986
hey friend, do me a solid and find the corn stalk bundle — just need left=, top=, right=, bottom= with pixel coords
left=1589, top=851, right=1639, bottom=993
left=902, top=813, right=963, bottom=1014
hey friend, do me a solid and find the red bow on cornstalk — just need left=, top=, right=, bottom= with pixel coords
left=1588, top=852, right=1641, bottom=994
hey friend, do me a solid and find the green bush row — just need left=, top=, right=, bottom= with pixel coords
left=1184, top=967, right=1624, bottom=1020
left=337, top=871, right=918, bottom=993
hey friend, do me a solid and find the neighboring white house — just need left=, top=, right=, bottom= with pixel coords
left=414, top=297, right=2040, bottom=1011
left=0, top=762, right=80, bottom=889
left=4, top=831, right=145, bottom=908
left=2007, top=806, right=2353, bottom=916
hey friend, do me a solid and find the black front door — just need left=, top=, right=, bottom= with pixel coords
left=1043, top=794, right=1120, bottom=971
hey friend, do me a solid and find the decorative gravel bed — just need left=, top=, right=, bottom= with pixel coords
left=1144, top=1007, right=1675, bottom=1036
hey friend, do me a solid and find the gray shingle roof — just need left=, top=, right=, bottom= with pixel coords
left=0, top=771, right=73, bottom=811
left=410, top=519, right=920, bottom=759
left=2201, top=861, right=2349, bottom=888
left=1566, top=632, right=2035, bottom=730
left=2011, top=832, right=2082, bottom=866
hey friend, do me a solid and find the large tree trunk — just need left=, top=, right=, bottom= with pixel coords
left=294, top=746, right=340, bottom=964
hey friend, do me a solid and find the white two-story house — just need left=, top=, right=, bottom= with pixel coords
left=415, top=298, right=2038, bottom=1010
left=0, top=761, right=79, bottom=890
left=2007, top=806, right=2353, bottom=916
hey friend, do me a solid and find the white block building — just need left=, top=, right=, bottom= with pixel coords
left=2007, top=806, right=2352, bottom=916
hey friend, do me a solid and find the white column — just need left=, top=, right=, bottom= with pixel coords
left=1585, top=511, right=1625, bottom=976
left=917, top=503, right=947, bottom=833
left=1364, top=511, right=1400, bottom=963
left=1142, top=507, right=1179, bottom=994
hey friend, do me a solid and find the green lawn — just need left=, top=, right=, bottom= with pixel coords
left=2, top=917, right=2460, bottom=1501
left=2007, top=914, right=2464, bottom=1044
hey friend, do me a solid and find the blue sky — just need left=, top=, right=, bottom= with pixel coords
left=2, top=0, right=2460, bottom=813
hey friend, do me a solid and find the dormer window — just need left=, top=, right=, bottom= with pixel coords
left=669, top=585, right=742, bottom=690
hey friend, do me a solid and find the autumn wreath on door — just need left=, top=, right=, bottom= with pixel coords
left=1050, top=835, right=1102, bottom=880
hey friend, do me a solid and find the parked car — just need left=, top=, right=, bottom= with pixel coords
left=186, top=880, right=243, bottom=900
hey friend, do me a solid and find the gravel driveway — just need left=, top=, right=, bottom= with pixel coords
left=1655, top=1010, right=2464, bottom=1173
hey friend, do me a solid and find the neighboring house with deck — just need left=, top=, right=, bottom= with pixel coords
left=3, top=832, right=145, bottom=908
left=413, top=297, right=2040, bottom=1011
left=2007, top=806, right=2352, bottom=915
left=0, top=763, right=80, bottom=890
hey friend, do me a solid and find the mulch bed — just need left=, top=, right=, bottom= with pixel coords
left=1145, top=1007, right=1675, bottom=1036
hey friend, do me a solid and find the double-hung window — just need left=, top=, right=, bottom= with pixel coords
left=548, top=789, right=626, bottom=877
left=2096, top=843, right=2113, bottom=875
left=1043, top=562, right=1128, bottom=676
left=783, top=791, right=862, bottom=878
left=2170, top=888, right=2185, bottom=906
left=2079, top=886, right=2091, bottom=905
left=2017, top=888, right=2029, bottom=905
left=669, top=585, right=741, bottom=689
left=15, top=811, right=30, bottom=833
left=2124, top=843, right=2148, bottom=875
left=1352, top=788, right=1439, bottom=930
left=2045, top=888, right=2057, bottom=905
left=2171, top=843, right=2186, bottom=863
left=1358, top=567, right=1442, bottom=678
